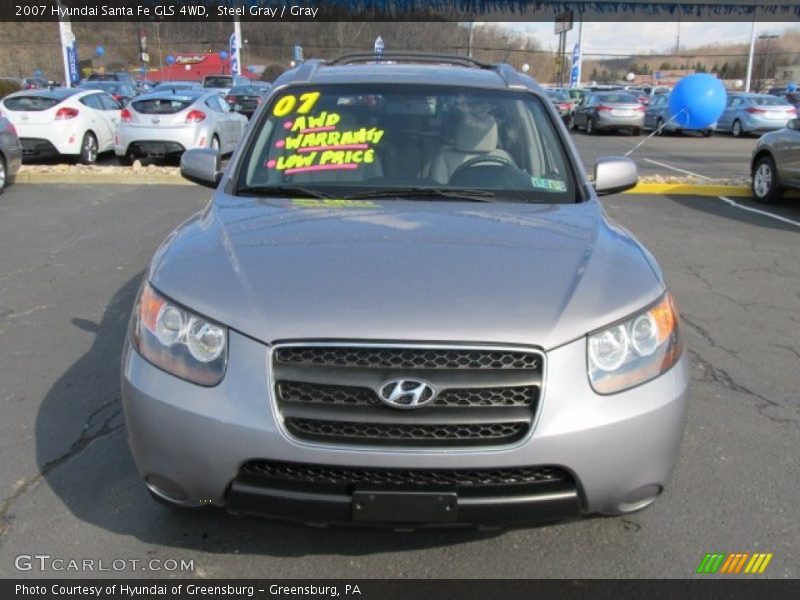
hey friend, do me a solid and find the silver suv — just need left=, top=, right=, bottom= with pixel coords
left=122, top=53, right=689, bottom=528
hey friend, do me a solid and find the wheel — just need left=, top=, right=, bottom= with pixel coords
left=732, top=119, right=743, bottom=138
left=655, top=118, right=665, bottom=135
left=585, top=118, right=595, bottom=135
left=79, top=132, right=98, bottom=165
left=0, top=154, right=6, bottom=195
left=751, top=154, right=783, bottom=204
left=210, top=135, right=220, bottom=151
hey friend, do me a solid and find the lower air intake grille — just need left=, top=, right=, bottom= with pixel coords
left=239, top=460, right=571, bottom=488
left=285, top=417, right=528, bottom=446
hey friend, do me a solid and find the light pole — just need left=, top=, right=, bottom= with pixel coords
left=759, top=33, right=779, bottom=92
left=745, top=21, right=756, bottom=92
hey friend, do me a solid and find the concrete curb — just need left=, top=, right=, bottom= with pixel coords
left=623, top=183, right=752, bottom=197
left=14, top=170, right=756, bottom=198
left=14, top=170, right=188, bottom=186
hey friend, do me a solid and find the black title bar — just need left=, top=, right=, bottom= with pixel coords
left=5, top=580, right=800, bottom=600
left=4, top=0, right=800, bottom=22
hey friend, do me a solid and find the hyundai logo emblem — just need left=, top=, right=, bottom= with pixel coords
left=378, top=379, right=437, bottom=409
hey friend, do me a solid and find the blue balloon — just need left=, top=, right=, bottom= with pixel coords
left=165, top=54, right=176, bottom=66
left=95, top=46, right=105, bottom=57
left=788, top=82, right=798, bottom=93
left=668, top=73, right=727, bottom=130
left=219, top=50, right=229, bottom=61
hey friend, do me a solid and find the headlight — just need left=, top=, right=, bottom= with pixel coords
left=130, top=282, right=227, bottom=386
left=588, top=293, right=682, bottom=394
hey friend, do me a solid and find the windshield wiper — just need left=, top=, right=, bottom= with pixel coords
left=344, top=187, right=496, bottom=202
left=237, top=185, right=334, bottom=199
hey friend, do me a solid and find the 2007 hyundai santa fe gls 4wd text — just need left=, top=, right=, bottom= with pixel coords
left=122, top=54, right=689, bottom=528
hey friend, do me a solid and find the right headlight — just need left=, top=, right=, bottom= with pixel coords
left=587, top=293, right=682, bottom=394
left=130, top=282, right=228, bottom=386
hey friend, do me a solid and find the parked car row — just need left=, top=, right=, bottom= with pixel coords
left=543, top=87, right=797, bottom=138
left=0, top=74, right=270, bottom=166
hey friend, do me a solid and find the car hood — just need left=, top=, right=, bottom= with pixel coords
left=150, top=195, right=664, bottom=350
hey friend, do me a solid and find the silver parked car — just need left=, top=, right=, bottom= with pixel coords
left=122, top=54, right=689, bottom=528
left=572, top=91, right=645, bottom=135
left=644, top=93, right=715, bottom=137
left=751, top=118, right=800, bottom=203
left=115, top=90, right=248, bottom=164
left=0, top=116, right=22, bottom=194
left=717, top=93, right=797, bottom=137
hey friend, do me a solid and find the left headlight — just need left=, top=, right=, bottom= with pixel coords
left=587, top=293, right=682, bottom=394
left=130, top=282, right=228, bottom=386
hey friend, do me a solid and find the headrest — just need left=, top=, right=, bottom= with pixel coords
left=454, top=114, right=498, bottom=153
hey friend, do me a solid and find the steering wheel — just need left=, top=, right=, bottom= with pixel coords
left=449, top=154, right=520, bottom=183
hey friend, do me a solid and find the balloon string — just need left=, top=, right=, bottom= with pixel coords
left=624, top=108, right=688, bottom=157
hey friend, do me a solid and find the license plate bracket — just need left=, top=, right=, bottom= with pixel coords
left=352, top=490, right=457, bottom=523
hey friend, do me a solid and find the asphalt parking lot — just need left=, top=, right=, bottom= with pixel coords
left=570, top=129, right=757, bottom=180
left=0, top=140, right=798, bottom=578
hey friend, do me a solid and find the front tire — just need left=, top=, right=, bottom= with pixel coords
left=732, top=119, right=744, bottom=138
left=0, top=154, right=6, bottom=195
left=751, top=154, right=783, bottom=204
left=79, top=132, right=98, bottom=165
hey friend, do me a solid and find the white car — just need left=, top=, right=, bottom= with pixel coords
left=115, top=90, right=248, bottom=164
left=0, top=88, right=121, bottom=164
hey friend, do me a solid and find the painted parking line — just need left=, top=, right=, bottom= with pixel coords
left=717, top=196, right=800, bottom=228
left=642, top=158, right=713, bottom=180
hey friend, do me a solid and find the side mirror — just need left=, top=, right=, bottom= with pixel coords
left=788, top=118, right=800, bottom=131
left=593, top=156, right=638, bottom=195
left=181, top=148, right=222, bottom=189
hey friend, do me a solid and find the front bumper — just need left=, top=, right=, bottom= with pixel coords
left=740, top=115, right=791, bottom=134
left=115, top=124, right=209, bottom=157
left=122, top=331, right=690, bottom=525
left=595, top=114, right=645, bottom=130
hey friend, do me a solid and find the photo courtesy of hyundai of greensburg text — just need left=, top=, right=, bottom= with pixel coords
left=0, top=1, right=798, bottom=598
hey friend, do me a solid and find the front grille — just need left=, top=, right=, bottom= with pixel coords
left=272, top=344, right=543, bottom=448
left=285, top=417, right=528, bottom=446
left=278, top=381, right=537, bottom=408
left=239, top=460, right=570, bottom=488
left=275, top=346, right=540, bottom=370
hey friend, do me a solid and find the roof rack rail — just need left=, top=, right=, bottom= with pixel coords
left=326, top=52, right=496, bottom=69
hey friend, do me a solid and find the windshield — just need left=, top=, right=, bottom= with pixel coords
left=132, top=96, right=197, bottom=114
left=751, top=95, right=791, bottom=106
left=3, top=95, right=61, bottom=111
left=597, top=92, right=638, bottom=104
left=204, top=76, right=233, bottom=88
left=237, top=84, right=579, bottom=203
left=547, top=90, right=570, bottom=102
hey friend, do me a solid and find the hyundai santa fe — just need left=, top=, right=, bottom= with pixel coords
left=122, top=53, right=689, bottom=528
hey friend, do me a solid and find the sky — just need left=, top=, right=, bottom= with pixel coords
left=501, top=21, right=798, bottom=55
